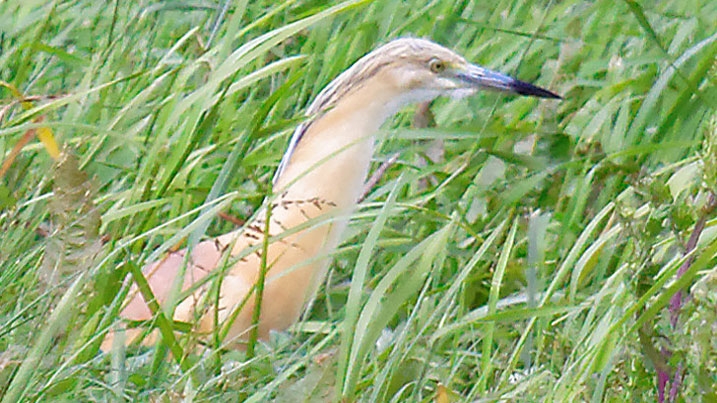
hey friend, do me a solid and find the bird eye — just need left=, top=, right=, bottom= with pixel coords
left=429, top=58, right=446, bottom=74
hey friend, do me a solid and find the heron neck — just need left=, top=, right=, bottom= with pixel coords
left=273, top=78, right=402, bottom=209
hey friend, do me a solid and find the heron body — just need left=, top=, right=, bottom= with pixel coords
left=104, top=38, right=559, bottom=350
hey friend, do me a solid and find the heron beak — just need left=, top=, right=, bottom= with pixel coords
left=455, top=64, right=561, bottom=99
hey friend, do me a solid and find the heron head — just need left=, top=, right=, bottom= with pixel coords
left=306, top=37, right=559, bottom=120
left=380, top=38, right=561, bottom=104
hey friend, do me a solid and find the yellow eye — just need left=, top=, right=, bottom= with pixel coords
left=429, top=58, right=446, bottom=74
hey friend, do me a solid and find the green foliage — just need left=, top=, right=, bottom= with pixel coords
left=1, top=0, right=716, bottom=401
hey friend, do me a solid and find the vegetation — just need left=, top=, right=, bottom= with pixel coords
left=1, top=0, right=715, bottom=401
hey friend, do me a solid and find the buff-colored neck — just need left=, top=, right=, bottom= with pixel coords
left=274, top=72, right=405, bottom=211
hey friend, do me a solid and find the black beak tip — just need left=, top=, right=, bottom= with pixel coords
left=511, top=79, right=562, bottom=99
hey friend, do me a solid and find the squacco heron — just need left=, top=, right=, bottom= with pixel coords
left=103, top=37, right=559, bottom=350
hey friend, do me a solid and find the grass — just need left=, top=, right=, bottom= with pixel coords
left=1, top=0, right=716, bottom=401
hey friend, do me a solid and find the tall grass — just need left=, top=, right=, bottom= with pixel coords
left=1, top=0, right=716, bottom=401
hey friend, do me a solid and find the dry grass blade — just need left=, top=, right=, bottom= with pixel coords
left=42, top=149, right=102, bottom=284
